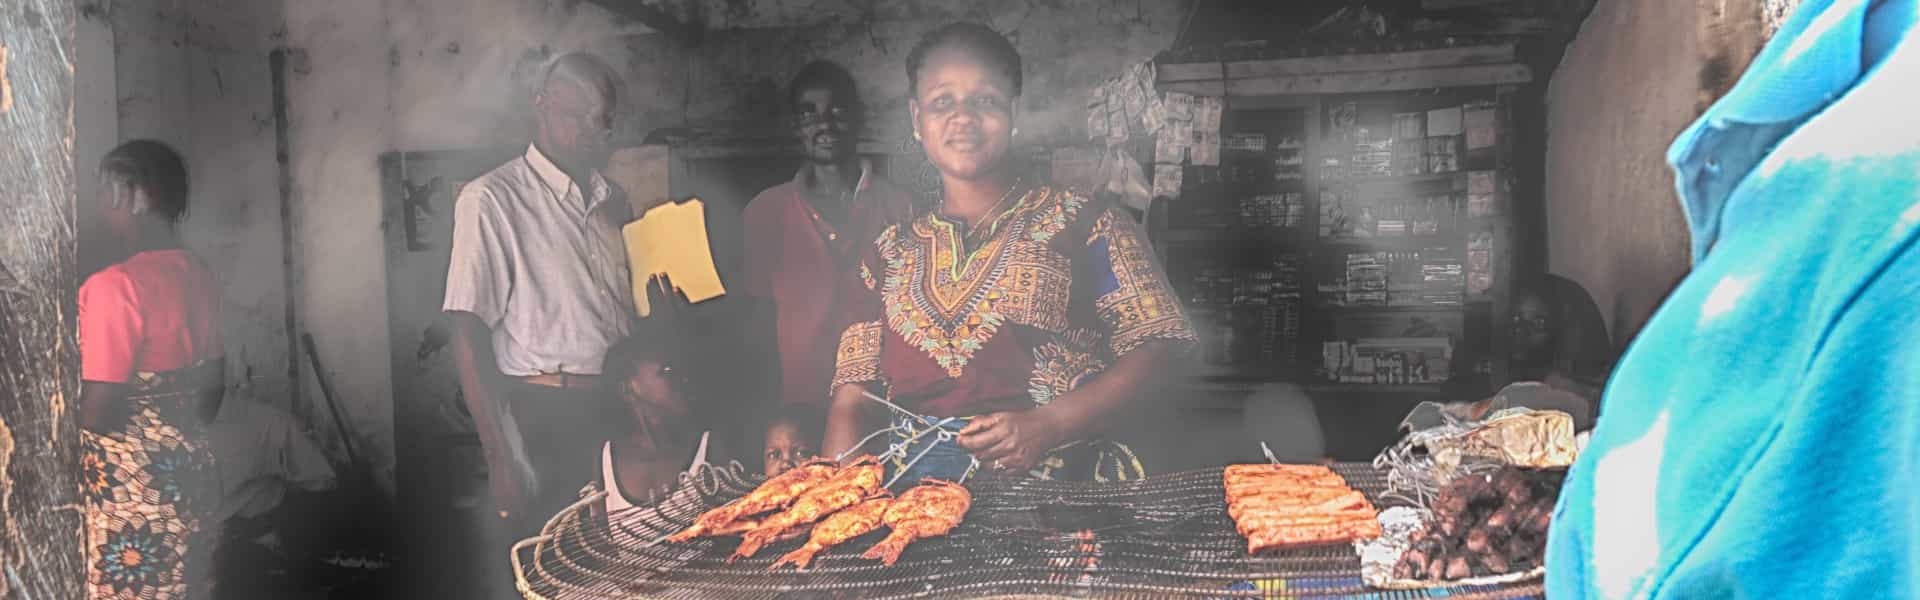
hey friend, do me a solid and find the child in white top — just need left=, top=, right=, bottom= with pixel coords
left=599, top=335, right=709, bottom=514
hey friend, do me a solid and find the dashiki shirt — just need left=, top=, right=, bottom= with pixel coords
left=82, top=362, right=219, bottom=600
left=832, top=185, right=1195, bottom=482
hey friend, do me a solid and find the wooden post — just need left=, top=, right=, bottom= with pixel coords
left=0, top=1, right=85, bottom=599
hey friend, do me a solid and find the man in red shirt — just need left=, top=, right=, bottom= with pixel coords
left=741, top=60, right=913, bottom=467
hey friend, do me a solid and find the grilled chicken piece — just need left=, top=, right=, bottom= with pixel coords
left=732, top=456, right=885, bottom=559
left=1244, top=518, right=1383, bottom=553
left=1227, top=490, right=1371, bottom=519
left=667, top=459, right=839, bottom=542
left=769, top=495, right=895, bottom=570
left=862, top=479, right=972, bottom=566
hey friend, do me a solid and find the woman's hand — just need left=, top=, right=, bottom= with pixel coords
left=956, top=407, right=1069, bottom=472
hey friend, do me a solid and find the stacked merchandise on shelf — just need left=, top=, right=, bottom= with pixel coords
left=1467, top=232, right=1495, bottom=299
left=1273, top=136, right=1306, bottom=182
left=1240, top=192, right=1307, bottom=229
left=1419, top=252, right=1467, bottom=307
left=1326, top=251, right=1465, bottom=308
left=1182, top=257, right=1304, bottom=371
left=1325, top=102, right=1474, bottom=182
left=1321, top=337, right=1454, bottom=385
left=1319, top=188, right=1353, bottom=238
left=1344, top=253, right=1390, bottom=307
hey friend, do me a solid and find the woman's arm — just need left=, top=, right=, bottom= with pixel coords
left=959, top=342, right=1176, bottom=469
left=822, top=383, right=876, bottom=461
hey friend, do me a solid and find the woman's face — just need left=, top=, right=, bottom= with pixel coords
left=909, top=46, right=1016, bottom=182
left=1511, top=295, right=1554, bottom=362
left=763, top=421, right=816, bottom=478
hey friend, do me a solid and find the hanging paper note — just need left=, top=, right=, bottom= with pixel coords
left=623, top=199, right=726, bottom=317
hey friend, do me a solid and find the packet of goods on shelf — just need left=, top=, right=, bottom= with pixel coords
left=1152, top=163, right=1184, bottom=200
left=1464, top=103, right=1498, bottom=150
left=1157, top=119, right=1192, bottom=164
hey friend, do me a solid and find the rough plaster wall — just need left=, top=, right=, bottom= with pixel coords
left=287, top=0, right=1180, bottom=491
left=1543, top=0, right=1763, bottom=349
left=284, top=0, right=400, bottom=494
left=101, top=0, right=296, bottom=419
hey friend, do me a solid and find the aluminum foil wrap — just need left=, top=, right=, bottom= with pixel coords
left=1438, top=408, right=1577, bottom=474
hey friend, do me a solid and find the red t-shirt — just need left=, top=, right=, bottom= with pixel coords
left=741, top=168, right=913, bottom=408
left=79, top=250, right=224, bottom=383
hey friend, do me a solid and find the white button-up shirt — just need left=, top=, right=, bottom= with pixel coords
left=443, top=144, right=634, bottom=376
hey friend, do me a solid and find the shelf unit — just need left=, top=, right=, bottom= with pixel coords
left=1153, top=46, right=1526, bottom=398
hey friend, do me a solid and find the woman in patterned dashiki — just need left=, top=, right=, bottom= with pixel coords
left=821, top=22, right=1195, bottom=485
left=78, top=140, right=225, bottom=600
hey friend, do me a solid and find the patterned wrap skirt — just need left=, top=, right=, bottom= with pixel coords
left=884, top=413, right=1146, bottom=488
left=80, top=363, right=219, bottom=600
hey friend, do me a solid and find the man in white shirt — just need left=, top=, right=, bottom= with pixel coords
left=441, top=52, right=629, bottom=592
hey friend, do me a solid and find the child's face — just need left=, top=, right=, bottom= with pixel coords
left=623, top=360, right=689, bottom=418
left=763, top=421, right=817, bottom=477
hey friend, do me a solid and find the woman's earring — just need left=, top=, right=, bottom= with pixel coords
left=1012, top=127, right=1020, bottom=137
left=913, top=131, right=922, bottom=141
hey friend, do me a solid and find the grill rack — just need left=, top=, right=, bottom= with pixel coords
left=514, top=463, right=1543, bottom=599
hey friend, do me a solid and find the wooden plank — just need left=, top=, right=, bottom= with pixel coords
left=1161, top=79, right=1227, bottom=96
left=1155, top=60, right=1225, bottom=82
left=583, top=0, right=702, bottom=44
left=1423, top=0, right=1513, bottom=9
left=0, top=0, right=85, bottom=598
left=1225, top=63, right=1531, bottom=96
left=1405, top=17, right=1566, bottom=36
left=1221, top=44, right=1516, bottom=79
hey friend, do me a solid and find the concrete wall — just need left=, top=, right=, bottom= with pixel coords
left=78, top=1, right=297, bottom=429
left=281, top=0, right=1184, bottom=491
left=1542, top=0, right=1765, bottom=350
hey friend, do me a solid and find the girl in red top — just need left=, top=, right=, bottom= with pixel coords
left=78, top=140, right=224, bottom=600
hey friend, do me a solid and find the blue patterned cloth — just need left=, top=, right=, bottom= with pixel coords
left=1547, top=1, right=1920, bottom=597
left=884, top=414, right=978, bottom=489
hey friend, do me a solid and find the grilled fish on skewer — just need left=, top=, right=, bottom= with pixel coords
left=769, top=495, right=895, bottom=570
left=732, top=456, right=885, bottom=559
left=862, top=479, right=971, bottom=566
left=667, top=459, right=838, bottom=542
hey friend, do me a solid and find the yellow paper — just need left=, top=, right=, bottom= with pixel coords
left=623, top=199, right=726, bottom=317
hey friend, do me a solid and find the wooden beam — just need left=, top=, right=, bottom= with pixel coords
left=1422, top=0, right=1513, bottom=9
left=1223, top=43, right=1517, bottom=79
left=0, top=0, right=85, bottom=598
left=1158, top=43, right=1516, bottom=82
left=1156, top=60, right=1225, bottom=83
left=1405, top=17, right=1567, bottom=36
left=1163, top=63, right=1532, bottom=97
left=585, top=0, right=701, bottom=44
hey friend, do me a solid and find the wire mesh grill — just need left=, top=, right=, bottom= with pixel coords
left=516, top=463, right=1544, bottom=599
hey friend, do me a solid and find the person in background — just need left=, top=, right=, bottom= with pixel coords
left=603, top=134, right=762, bottom=467
left=1399, top=273, right=1615, bottom=434
left=1507, top=274, right=1614, bottom=401
left=441, top=52, right=627, bottom=595
left=742, top=60, right=915, bottom=464
left=78, top=139, right=225, bottom=600
left=762, top=405, right=823, bottom=478
left=598, top=326, right=710, bottom=514
left=1550, top=0, right=1920, bottom=596
left=821, top=23, right=1196, bottom=484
